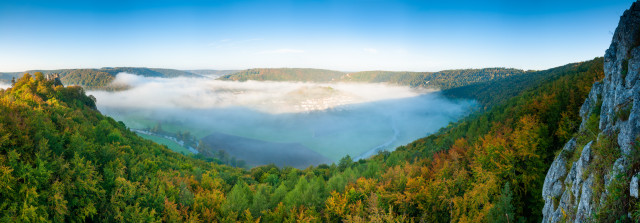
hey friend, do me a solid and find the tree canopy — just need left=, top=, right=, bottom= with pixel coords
left=0, top=57, right=606, bottom=222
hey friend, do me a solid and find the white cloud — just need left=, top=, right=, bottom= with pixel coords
left=256, top=48, right=305, bottom=55
left=91, top=72, right=429, bottom=113
left=363, top=48, right=378, bottom=54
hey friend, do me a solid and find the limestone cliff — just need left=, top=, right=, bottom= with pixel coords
left=542, top=1, right=640, bottom=222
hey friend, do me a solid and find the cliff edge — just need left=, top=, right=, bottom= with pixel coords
left=542, top=1, right=640, bottom=222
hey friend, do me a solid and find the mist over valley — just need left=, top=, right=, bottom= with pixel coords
left=0, top=82, right=9, bottom=90
left=89, top=73, right=476, bottom=167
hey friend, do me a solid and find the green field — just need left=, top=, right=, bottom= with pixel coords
left=102, top=105, right=454, bottom=162
left=136, top=133, right=192, bottom=155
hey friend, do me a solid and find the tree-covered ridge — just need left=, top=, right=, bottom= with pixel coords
left=0, top=57, right=603, bottom=222
left=444, top=57, right=604, bottom=108
left=377, top=58, right=604, bottom=221
left=342, top=68, right=525, bottom=90
left=0, top=67, right=199, bottom=89
left=185, top=70, right=242, bottom=77
left=218, top=68, right=346, bottom=82
left=0, top=73, right=248, bottom=222
left=59, top=69, right=116, bottom=87
left=3, top=67, right=525, bottom=96
left=219, top=67, right=525, bottom=91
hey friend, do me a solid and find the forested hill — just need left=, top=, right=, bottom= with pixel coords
left=0, top=73, right=248, bottom=221
left=219, top=67, right=526, bottom=90
left=1, top=67, right=526, bottom=94
left=0, top=67, right=200, bottom=89
left=0, top=56, right=605, bottom=222
left=218, top=68, right=346, bottom=82
left=340, top=68, right=525, bottom=90
left=443, top=58, right=604, bottom=108
left=185, top=70, right=240, bottom=78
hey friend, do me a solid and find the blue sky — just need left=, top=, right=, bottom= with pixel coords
left=0, top=0, right=635, bottom=72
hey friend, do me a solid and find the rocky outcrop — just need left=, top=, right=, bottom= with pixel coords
left=542, top=1, right=640, bottom=221
left=542, top=140, right=594, bottom=222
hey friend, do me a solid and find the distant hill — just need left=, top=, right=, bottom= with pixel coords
left=2, top=67, right=526, bottom=92
left=342, top=68, right=526, bottom=90
left=443, top=58, right=604, bottom=108
left=219, top=68, right=345, bottom=82
left=186, top=69, right=240, bottom=78
left=219, top=67, right=526, bottom=91
left=0, top=67, right=200, bottom=89
left=200, top=132, right=332, bottom=168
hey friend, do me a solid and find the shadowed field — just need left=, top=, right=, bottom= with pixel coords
left=201, top=132, right=332, bottom=168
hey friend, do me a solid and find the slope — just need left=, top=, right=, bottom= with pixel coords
left=0, top=55, right=604, bottom=222
left=218, top=68, right=346, bottom=82
left=542, top=2, right=640, bottom=221
left=219, top=67, right=526, bottom=91
left=0, top=67, right=199, bottom=89
left=0, top=73, right=247, bottom=222
left=444, top=58, right=604, bottom=108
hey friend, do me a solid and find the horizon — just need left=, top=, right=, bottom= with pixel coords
left=0, top=0, right=635, bottom=72
left=0, top=59, right=598, bottom=74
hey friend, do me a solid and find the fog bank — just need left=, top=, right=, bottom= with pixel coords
left=89, top=73, right=476, bottom=165
left=0, top=82, right=10, bottom=90
left=93, top=73, right=432, bottom=113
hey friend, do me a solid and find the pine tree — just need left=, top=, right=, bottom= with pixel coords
left=488, top=183, right=515, bottom=223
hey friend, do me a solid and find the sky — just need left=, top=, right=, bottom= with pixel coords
left=0, top=0, right=636, bottom=72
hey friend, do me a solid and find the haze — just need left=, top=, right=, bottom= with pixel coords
left=89, top=73, right=475, bottom=166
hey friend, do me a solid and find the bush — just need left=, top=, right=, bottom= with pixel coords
left=616, top=103, right=632, bottom=122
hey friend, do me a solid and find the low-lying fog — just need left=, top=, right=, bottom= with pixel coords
left=89, top=73, right=476, bottom=167
left=0, top=82, right=10, bottom=90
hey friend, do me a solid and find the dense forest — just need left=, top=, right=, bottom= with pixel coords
left=2, top=67, right=525, bottom=93
left=219, top=67, right=526, bottom=90
left=341, top=68, right=526, bottom=90
left=0, top=57, right=609, bottom=222
left=443, top=58, right=604, bottom=108
left=0, top=68, right=199, bottom=89
left=218, top=68, right=346, bottom=82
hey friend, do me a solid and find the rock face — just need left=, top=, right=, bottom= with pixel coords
left=542, top=1, right=640, bottom=222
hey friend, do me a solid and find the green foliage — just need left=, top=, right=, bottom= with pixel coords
left=0, top=73, right=246, bottom=221
left=0, top=57, right=605, bottom=222
left=222, top=181, right=252, bottom=215
left=338, top=155, right=353, bottom=171
left=488, top=183, right=516, bottom=223
left=590, top=134, right=621, bottom=206
left=343, top=68, right=525, bottom=90
left=596, top=171, right=630, bottom=222
left=445, top=58, right=604, bottom=108
left=616, top=103, right=632, bottom=122
left=61, top=69, right=115, bottom=87
left=220, top=67, right=525, bottom=91
left=378, top=58, right=604, bottom=221
left=219, top=68, right=345, bottom=82
left=0, top=67, right=198, bottom=89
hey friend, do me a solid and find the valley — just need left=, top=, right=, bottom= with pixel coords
left=89, top=74, right=476, bottom=166
left=0, top=0, right=636, bottom=222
